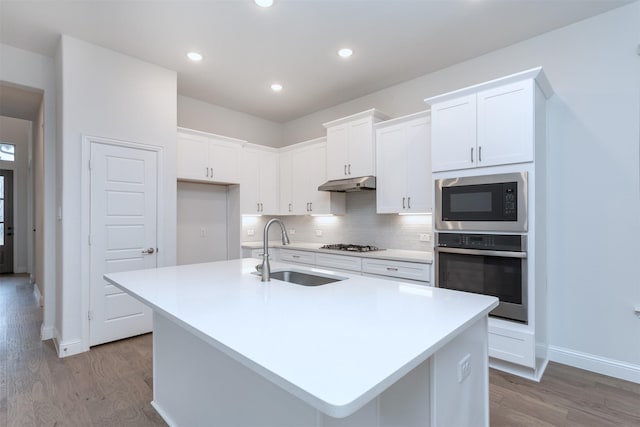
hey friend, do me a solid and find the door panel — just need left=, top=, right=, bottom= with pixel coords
left=89, top=142, right=158, bottom=346
left=0, top=170, right=14, bottom=273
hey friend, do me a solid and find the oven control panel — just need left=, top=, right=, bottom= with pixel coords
left=436, top=233, right=523, bottom=251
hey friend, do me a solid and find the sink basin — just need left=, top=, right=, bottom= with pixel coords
left=257, top=269, right=345, bottom=286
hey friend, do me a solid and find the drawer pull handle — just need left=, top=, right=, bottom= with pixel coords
left=386, top=267, right=399, bottom=271
left=292, top=255, right=300, bottom=259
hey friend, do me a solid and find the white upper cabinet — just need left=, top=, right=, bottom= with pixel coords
left=177, top=128, right=242, bottom=184
left=426, top=67, right=553, bottom=173
left=241, top=145, right=278, bottom=215
left=324, top=109, right=390, bottom=180
left=287, top=140, right=345, bottom=216
left=279, top=150, right=294, bottom=215
left=375, top=112, right=431, bottom=214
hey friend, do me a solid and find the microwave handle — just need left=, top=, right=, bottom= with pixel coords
left=436, top=246, right=527, bottom=259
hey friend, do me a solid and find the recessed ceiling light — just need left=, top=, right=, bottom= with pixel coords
left=254, top=0, right=274, bottom=7
left=270, top=83, right=283, bottom=92
left=338, top=48, right=353, bottom=58
left=187, top=52, right=203, bottom=62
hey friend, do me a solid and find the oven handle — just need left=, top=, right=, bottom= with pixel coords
left=436, top=246, right=527, bottom=259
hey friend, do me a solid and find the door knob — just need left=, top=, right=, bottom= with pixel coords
left=141, top=247, right=155, bottom=254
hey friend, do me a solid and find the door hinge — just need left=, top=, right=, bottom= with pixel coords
left=88, top=310, right=93, bottom=321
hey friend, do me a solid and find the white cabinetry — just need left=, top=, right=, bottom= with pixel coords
left=282, top=139, right=345, bottom=215
left=279, top=249, right=316, bottom=265
left=426, top=69, right=553, bottom=172
left=375, top=111, right=431, bottom=214
left=177, top=128, right=242, bottom=184
left=323, top=109, right=390, bottom=180
left=362, top=258, right=430, bottom=283
left=241, top=144, right=278, bottom=215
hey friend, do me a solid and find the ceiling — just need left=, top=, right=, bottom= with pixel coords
left=0, top=0, right=633, bottom=123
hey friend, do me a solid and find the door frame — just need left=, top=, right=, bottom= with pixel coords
left=0, top=167, right=16, bottom=273
left=80, top=135, right=165, bottom=352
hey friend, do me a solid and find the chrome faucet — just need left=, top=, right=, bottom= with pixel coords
left=259, top=218, right=290, bottom=282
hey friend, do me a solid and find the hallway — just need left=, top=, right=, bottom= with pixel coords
left=0, top=274, right=166, bottom=426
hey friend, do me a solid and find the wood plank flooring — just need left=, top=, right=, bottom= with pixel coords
left=1, top=274, right=639, bottom=426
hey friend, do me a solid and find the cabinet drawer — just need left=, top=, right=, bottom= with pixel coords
left=488, top=326, right=535, bottom=368
left=279, top=249, right=315, bottom=265
left=315, top=253, right=362, bottom=273
left=362, top=258, right=430, bottom=282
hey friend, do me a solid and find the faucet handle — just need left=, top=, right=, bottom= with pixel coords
left=255, top=264, right=263, bottom=272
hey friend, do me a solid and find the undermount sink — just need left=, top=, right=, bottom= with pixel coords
left=254, top=269, right=345, bottom=286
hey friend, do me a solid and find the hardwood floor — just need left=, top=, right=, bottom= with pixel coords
left=1, top=274, right=639, bottom=426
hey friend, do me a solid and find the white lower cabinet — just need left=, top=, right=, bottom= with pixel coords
left=362, top=258, right=431, bottom=283
left=315, top=253, right=362, bottom=273
left=279, top=249, right=316, bottom=265
left=488, top=324, right=536, bottom=368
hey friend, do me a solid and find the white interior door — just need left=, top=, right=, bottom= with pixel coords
left=89, top=141, right=158, bottom=346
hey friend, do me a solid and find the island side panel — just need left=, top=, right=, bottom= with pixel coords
left=430, top=317, right=490, bottom=427
left=151, top=311, right=319, bottom=427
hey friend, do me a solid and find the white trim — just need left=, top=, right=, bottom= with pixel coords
left=549, top=345, right=640, bottom=384
left=81, top=134, right=163, bottom=351
left=53, top=326, right=84, bottom=358
left=150, top=401, right=177, bottom=427
left=33, top=282, right=43, bottom=307
left=40, top=323, right=54, bottom=340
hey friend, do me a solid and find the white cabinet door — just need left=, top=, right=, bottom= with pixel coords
left=477, top=80, right=534, bottom=167
left=326, top=124, right=348, bottom=180
left=259, top=150, right=279, bottom=215
left=376, top=123, right=408, bottom=213
left=347, top=116, right=375, bottom=178
left=431, top=94, right=477, bottom=172
left=376, top=114, right=431, bottom=214
left=279, top=151, right=293, bottom=215
left=241, top=147, right=278, bottom=215
left=405, top=117, right=431, bottom=213
left=306, top=143, right=334, bottom=215
left=291, top=146, right=314, bottom=215
left=177, top=133, right=209, bottom=181
left=208, top=136, right=241, bottom=184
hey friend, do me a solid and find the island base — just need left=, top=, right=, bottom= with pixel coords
left=150, top=312, right=489, bottom=427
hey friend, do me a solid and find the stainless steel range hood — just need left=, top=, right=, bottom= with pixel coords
left=318, top=176, right=376, bottom=192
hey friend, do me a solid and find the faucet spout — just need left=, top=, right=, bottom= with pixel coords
left=261, top=218, right=290, bottom=282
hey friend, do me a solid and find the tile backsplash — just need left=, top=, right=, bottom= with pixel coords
left=242, top=191, right=432, bottom=252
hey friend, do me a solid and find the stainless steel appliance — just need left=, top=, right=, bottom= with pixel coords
left=435, top=232, right=528, bottom=323
left=435, top=172, right=527, bottom=232
left=320, top=243, right=383, bottom=252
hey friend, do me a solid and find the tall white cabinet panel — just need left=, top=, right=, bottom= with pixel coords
left=427, top=71, right=550, bottom=173
left=375, top=112, right=431, bottom=214
left=324, top=109, right=390, bottom=181
left=177, top=128, right=242, bottom=184
left=241, top=145, right=278, bottom=215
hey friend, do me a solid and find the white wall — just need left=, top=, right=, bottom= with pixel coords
left=281, top=3, right=640, bottom=381
left=178, top=95, right=283, bottom=148
left=57, top=35, right=177, bottom=356
left=0, top=116, right=30, bottom=273
left=0, top=43, right=57, bottom=341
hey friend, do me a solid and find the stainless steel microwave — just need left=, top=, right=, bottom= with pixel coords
left=435, top=172, right=527, bottom=232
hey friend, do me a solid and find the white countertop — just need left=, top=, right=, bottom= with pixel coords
left=105, top=258, right=496, bottom=417
left=242, top=241, right=433, bottom=264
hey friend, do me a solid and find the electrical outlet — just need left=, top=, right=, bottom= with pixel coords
left=247, top=229, right=254, bottom=236
left=419, top=233, right=431, bottom=242
left=458, top=354, right=471, bottom=383
left=315, top=229, right=323, bottom=237
left=289, top=228, right=296, bottom=235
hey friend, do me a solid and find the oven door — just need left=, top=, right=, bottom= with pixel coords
left=435, top=247, right=528, bottom=323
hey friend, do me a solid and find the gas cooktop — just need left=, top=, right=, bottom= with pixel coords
left=320, top=244, right=384, bottom=253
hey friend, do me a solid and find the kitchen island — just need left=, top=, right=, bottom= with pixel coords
left=105, top=258, right=498, bottom=427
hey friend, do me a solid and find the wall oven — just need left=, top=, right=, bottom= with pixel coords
left=435, top=172, right=527, bottom=232
left=435, top=232, right=528, bottom=323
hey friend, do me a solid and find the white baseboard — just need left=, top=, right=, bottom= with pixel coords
left=52, top=328, right=86, bottom=358
left=33, top=283, right=43, bottom=307
left=41, top=323, right=54, bottom=340
left=548, top=345, right=640, bottom=384
left=15, top=266, right=27, bottom=274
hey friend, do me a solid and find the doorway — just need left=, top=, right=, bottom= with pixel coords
left=0, top=169, right=14, bottom=273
